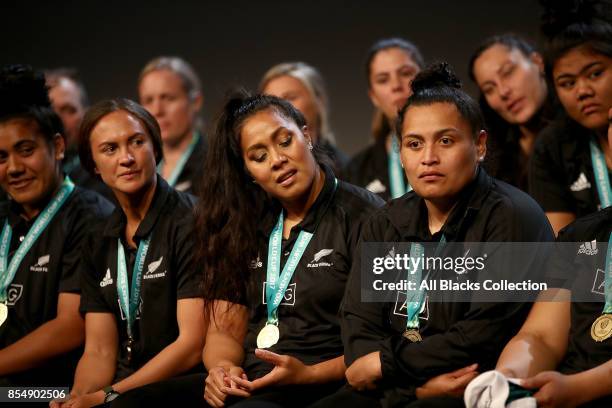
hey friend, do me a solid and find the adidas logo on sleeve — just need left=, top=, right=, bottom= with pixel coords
left=578, top=240, right=598, bottom=256
left=570, top=172, right=592, bottom=192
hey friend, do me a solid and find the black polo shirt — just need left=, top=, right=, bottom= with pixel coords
left=343, top=137, right=408, bottom=202
left=0, top=186, right=113, bottom=386
left=529, top=116, right=611, bottom=217
left=169, top=131, right=207, bottom=195
left=341, top=168, right=554, bottom=405
left=79, top=177, right=201, bottom=381
left=240, top=167, right=384, bottom=379
left=545, top=209, right=612, bottom=407
left=483, top=126, right=529, bottom=192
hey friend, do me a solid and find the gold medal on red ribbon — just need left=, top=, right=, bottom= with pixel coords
left=591, top=314, right=612, bottom=342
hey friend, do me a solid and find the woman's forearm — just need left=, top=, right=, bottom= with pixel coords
left=496, top=332, right=562, bottom=378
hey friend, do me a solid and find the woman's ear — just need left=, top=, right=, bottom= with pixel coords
left=476, top=130, right=487, bottom=162
left=53, top=133, right=66, bottom=161
left=302, top=126, right=313, bottom=150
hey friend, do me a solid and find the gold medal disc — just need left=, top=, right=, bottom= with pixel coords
left=0, top=303, right=7, bottom=327
left=403, top=329, right=422, bottom=343
left=257, top=324, right=280, bottom=349
left=591, top=314, right=612, bottom=342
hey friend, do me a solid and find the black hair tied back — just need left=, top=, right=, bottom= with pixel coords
left=410, top=62, right=461, bottom=96
left=0, top=64, right=51, bottom=118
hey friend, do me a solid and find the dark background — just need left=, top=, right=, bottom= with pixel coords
left=1, top=0, right=542, bottom=155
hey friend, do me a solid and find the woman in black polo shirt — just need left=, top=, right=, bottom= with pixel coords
left=0, top=65, right=113, bottom=387
left=469, top=33, right=558, bottom=191
left=344, top=38, right=424, bottom=201
left=491, top=205, right=612, bottom=408
left=53, top=98, right=205, bottom=407
left=198, top=93, right=383, bottom=407
left=529, top=0, right=612, bottom=234
left=316, top=63, right=553, bottom=408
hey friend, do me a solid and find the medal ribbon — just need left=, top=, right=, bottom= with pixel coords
left=116, top=236, right=151, bottom=339
left=589, top=139, right=612, bottom=208
left=0, top=177, right=75, bottom=303
left=603, top=232, right=612, bottom=314
left=265, top=178, right=338, bottom=325
left=157, top=131, right=201, bottom=187
left=405, top=235, right=447, bottom=330
left=388, top=136, right=412, bottom=199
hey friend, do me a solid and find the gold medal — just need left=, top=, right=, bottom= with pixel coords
left=591, top=314, right=612, bottom=342
left=0, top=303, right=7, bottom=327
left=403, top=329, right=422, bottom=342
left=257, top=324, right=280, bottom=349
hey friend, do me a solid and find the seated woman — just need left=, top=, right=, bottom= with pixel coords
left=53, top=98, right=205, bottom=407
left=529, top=0, right=612, bottom=234
left=344, top=37, right=424, bottom=201
left=469, top=33, right=557, bottom=191
left=489, top=110, right=612, bottom=408
left=138, top=56, right=207, bottom=194
left=260, top=61, right=348, bottom=175
left=112, top=93, right=384, bottom=408
left=316, top=63, right=554, bottom=408
left=0, top=64, right=113, bottom=387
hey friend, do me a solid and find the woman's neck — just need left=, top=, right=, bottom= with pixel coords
left=116, top=175, right=157, bottom=246
left=281, top=167, right=325, bottom=233
left=161, top=130, right=194, bottom=178
left=21, top=172, right=64, bottom=221
left=424, top=198, right=457, bottom=235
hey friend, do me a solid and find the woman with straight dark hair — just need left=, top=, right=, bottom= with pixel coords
left=469, top=33, right=558, bottom=191
left=0, top=64, right=113, bottom=388
left=529, top=0, right=612, bottom=234
left=52, top=98, right=205, bottom=408
left=344, top=38, right=425, bottom=201
left=314, top=63, right=553, bottom=408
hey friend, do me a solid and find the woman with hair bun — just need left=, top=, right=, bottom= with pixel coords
left=344, top=38, right=425, bottom=201
left=314, top=63, right=553, bottom=408
left=469, top=33, right=558, bottom=191
left=260, top=61, right=348, bottom=175
left=529, top=0, right=612, bottom=234
left=0, top=64, right=113, bottom=387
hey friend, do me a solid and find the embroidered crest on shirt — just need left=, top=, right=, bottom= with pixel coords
left=578, top=240, right=598, bottom=256
left=365, top=179, right=387, bottom=194
left=30, top=254, right=50, bottom=272
left=100, top=268, right=114, bottom=287
left=262, top=282, right=296, bottom=306
left=307, top=249, right=334, bottom=268
left=570, top=172, right=592, bottom=192
left=250, top=255, right=263, bottom=269
left=143, top=256, right=166, bottom=280
left=6, top=284, right=23, bottom=306
left=393, top=292, right=429, bottom=321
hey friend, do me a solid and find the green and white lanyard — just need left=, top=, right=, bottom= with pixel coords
left=589, top=139, right=612, bottom=209
left=389, top=136, right=412, bottom=199
left=0, top=177, right=75, bottom=304
left=116, top=235, right=151, bottom=360
left=405, top=235, right=447, bottom=334
left=264, top=178, right=339, bottom=326
left=157, top=131, right=200, bottom=187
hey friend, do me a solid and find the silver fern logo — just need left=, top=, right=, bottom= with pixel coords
left=307, top=249, right=334, bottom=268
left=143, top=256, right=166, bottom=280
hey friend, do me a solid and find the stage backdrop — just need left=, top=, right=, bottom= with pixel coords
left=1, top=0, right=541, bottom=155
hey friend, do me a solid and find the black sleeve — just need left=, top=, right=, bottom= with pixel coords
left=341, top=213, right=395, bottom=367
left=174, top=218, right=202, bottom=300
left=79, top=235, right=112, bottom=314
left=529, top=127, right=575, bottom=213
